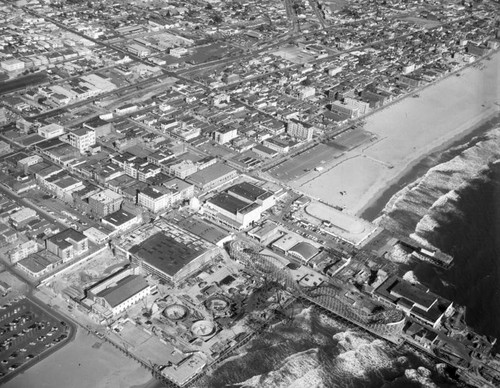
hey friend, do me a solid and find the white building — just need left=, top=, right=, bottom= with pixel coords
left=137, top=186, right=172, bottom=213
left=88, top=269, right=151, bottom=319
left=1, top=58, right=25, bottom=72
left=38, top=123, right=65, bottom=139
left=64, top=127, right=96, bottom=153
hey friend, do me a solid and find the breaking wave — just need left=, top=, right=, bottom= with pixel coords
left=377, top=125, right=500, bottom=246
left=195, top=304, right=452, bottom=388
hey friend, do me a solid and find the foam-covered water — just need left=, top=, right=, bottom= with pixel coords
left=376, top=121, right=500, bottom=341
left=190, top=304, right=455, bottom=388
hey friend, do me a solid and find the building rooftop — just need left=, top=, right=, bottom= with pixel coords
left=48, top=228, right=87, bottom=248
left=102, top=209, right=137, bottom=228
left=187, top=162, right=236, bottom=187
left=227, top=181, right=271, bottom=202
left=97, top=275, right=149, bottom=308
left=177, top=216, right=229, bottom=245
left=289, top=242, right=319, bottom=262
left=130, top=232, right=206, bottom=277
left=207, top=192, right=249, bottom=215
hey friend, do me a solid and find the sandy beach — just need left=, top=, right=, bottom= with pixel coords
left=3, top=328, right=152, bottom=388
left=293, top=51, right=500, bottom=216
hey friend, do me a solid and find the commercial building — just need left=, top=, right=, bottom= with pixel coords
left=1, top=58, right=25, bottom=72
left=226, top=181, right=276, bottom=211
left=9, top=208, right=38, bottom=228
left=64, top=127, right=96, bottom=153
left=213, top=127, right=238, bottom=145
left=204, top=192, right=262, bottom=230
left=330, top=100, right=360, bottom=119
left=129, top=232, right=218, bottom=284
left=38, top=123, right=65, bottom=139
left=88, top=268, right=151, bottom=319
left=101, top=209, right=140, bottom=233
left=88, top=189, right=123, bottom=217
left=187, top=162, right=237, bottom=192
left=248, top=220, right=281, bottom=243
left=138, top=186, right=172, bottom=213
left=17, top=253, right=60, bottom=278
left=374, top=276, right=454, bottom=329
left=46, top=228, right=89, bottom=262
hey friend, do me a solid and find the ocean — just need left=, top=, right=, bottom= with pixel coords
left=142, top=120, right=500, bottom=388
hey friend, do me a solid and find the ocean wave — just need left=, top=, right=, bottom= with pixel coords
left=235, top=348, right=326, bottom=388
left=405, top=367, right=438, bottom=388
left=332, top=331, right=394, bottom=379
left=402, top=271, right=421, bottom=285
left=378, top=125, right=500, bottom=245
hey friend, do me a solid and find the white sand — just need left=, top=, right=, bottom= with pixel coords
left=294, top=51, right=500, bottom=215
left=4, top=328, right=152, bottom=388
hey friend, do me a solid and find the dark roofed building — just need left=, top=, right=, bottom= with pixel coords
left=207, top=193, right=250, bottom=215
left=102, top=209, right=140, bottom=232
left=46, top=228, right=88, bottom=262
left=186, top=162, right=237, bottom=192
left=288, top=242, right=320, bottom=263
left=130, top=232, right=209, bottom=283
left=95, top=274, right=150, bottom=315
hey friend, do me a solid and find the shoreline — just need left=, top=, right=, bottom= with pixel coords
left=3, top=327, right=153, bottom=388
left=358, top=112, right=500, bottom=221
left=293, top=49, right=500, bottom=217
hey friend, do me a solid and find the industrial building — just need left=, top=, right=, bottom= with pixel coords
left=187, top=162, right=237, bottom=192
left=203, top=181, right=276, bottom=230
left=374, top=276, right=454, bottom=329
left=127, top=228, right=219, bottom=284
left=87, top=268, right=151, bottom=320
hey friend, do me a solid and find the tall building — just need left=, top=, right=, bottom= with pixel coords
left=213, top=127, right=238, bottom=144
left=88, top=189, right=123, bottom=218
left=65, top=127, right=96, bottom=153
left=137, top=186, right=172, bottom=213
left=287, top=119, right=314, bottom=141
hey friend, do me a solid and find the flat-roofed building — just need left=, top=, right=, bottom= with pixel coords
left=38, top=123, right=65, bottom=139
left=248, top=220, right=281, bottom=244
left=204, top=192, right=262, bottom=230
left=129, top=232, right=217, bottom=284
left=138, top=186, right=172, bottom=213
left=287, top=119, right=314, bottom=141
left=187, top=162, right=237, bottom=192
left=227, top=181, right=276, bottom=211
left=88, top=189, right=123, bottom=217
left=177, top=216, right=231, bottom=247
left=17, top=253, right=60, bottom=278
left=1, top=58, right=25, bottom=72
left=374, top=276, right=454, bottom=329
left=46, top=228, right=89, bottom=262
left=213, top=127, right=238, bottom=144
left=64, top=127, right=96, bottom=153
left=9, top=240, right=39, bottom=264
left=9, top=207, right=38, bottom=227
left=102, top=209, right=140, bottom=233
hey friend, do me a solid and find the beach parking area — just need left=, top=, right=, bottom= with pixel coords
left=293, top=51, right=500, bottom=216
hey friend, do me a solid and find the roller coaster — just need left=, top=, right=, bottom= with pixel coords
left=228, top=241, right=406, bottom=343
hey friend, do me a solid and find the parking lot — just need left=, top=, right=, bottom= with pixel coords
left=0, top=297, right=70, bottom=381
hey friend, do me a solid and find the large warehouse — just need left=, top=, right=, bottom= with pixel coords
left=203, top=181, right=276, bottom=230
left=129, top=231, right=221, bottom=284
